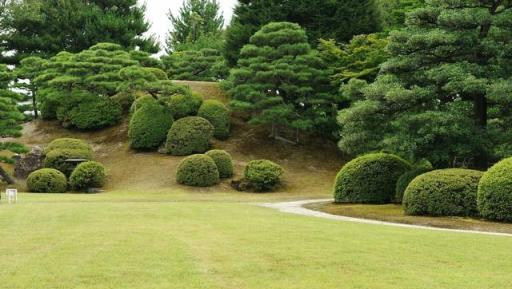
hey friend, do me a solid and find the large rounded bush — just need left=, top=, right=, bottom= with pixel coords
left=206, top=150, right=234, bottom=178
left=244, top=160, right=284, bottom=192
left=334, top=153, right=411, bottom=204
left=128, top=103, right=173, bottom=150
left=27, top=168, right=67, bottom=193
left=403, top=169, right=483, bottom=217
left=176, top=154, right=220, bottom=187
left=69, top=161, right=106, bottom=191
left=165, top=116, right=214, bottom=156
left=45, top=138, right=92, bottom=154
left=394, top=165, right=433, bottom=203
left=44, top=149, right=93, bottom=176
left=166, top=93, right=203, bottom=119
left=478, top=157, right=512, bottom=222
left=130, top=94, right=157, bottom=113
left=197, top=100, right=230, bottom=140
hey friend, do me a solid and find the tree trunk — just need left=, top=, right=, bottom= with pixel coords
left=474, top=94, right=487, bottom=127
left=32, top=89, right=38, bottom=119
left=0, top=165, right=15, bottom=185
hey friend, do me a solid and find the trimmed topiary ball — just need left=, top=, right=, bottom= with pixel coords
left=478, top=157, right=512, bottom=222
left=27, top=168, right=67, bottom=193
left=244, top=160, right=284, bottom=192
left=69, top=161, right=106, bottom=191
left=394, top=163, right=433, bottom=203
left=176, top=154, right=220, bottom=187
left=165, top=116, right=214, bottom=156
left=206, top=149, right=234, bottom=178
left=44, top=149, right=93, bottom=176
left=334, top=153, right=411, bottom=204
left=403, top=169, right=483, bottom=217
left=167, top=93, right=203, bottom=119
left=45, top=138, right=92, bottom=154
left=128, top=103, right=173, bottom=150
left=198, top=100, right=230, bottom=140
left=130, top=94, right=158, bottom=113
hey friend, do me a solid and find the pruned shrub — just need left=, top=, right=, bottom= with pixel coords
left=334, top=153, right=411, bottom=204
left=244, top=160, right=284, bottom=192
left=176, top=154, right=220, bottom=187
left=69, top=161, right=106, bottom=191
left=165, top=116, right=214, bottom=156
left=206, top=150, right=234, bottom=178
left=166, top=93, right=203, bottom=119
left=478, top=157, right=512, bottom=222
left=45, top=138, right=92, bottom=154
left=44, top=149, right=93, bottom=176
left=394, top=160, right=434, bottom=203
left=198, top=100, right=230, bottom=140
left=27, top=168, right=67, bottom=193
left=403, top=169, right=483, bottom=217
left=130, top=94, right=158, bottom=113
left=128, top=103, right=173, bottom=150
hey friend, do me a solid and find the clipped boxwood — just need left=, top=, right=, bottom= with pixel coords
left=176, top=154, right=220, bottom=187
left=128, top=103, right=173, bottom=150
left=69, top=161, right=106, bottom=191
left=27, top=168, right=67, bottom=193
left=478, top=157, right=512, bottom=222
left=198, top=100, right=230, bottom=140
left=45, top=138, right=92, bottom=154
left=44, top=149, right=93, bottom=176
left=395, top=164, right=433, bottom=203
left=167, top=93, right=203, bottom=119
left=334, top=153, right=411, bottom=204
left=206, top=149, right=234, bottom=178
left=130, top=94, right=158, bottom=113
left=165, top=116, right=214, bottom=156
left=244, top=160, right=284, bottom=192
left=403, top=169, right=483, bottom=217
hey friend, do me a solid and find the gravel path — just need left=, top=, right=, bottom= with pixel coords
left=259, top=199, right=512, bottom=237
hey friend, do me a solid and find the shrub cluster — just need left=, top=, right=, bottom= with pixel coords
left=394, top=161, right=433, bottom=203
left=165, top=116, right=214, bottom=156
left=166, top=93, right=203, bottom=119
left=244, top=160, right=284, bottom=192
left=69, top=161, right=106, bottom=191
left=128, top=103, right=173, bottom=150
left=176, top=154, right=220, bottom=187
left=45, top=138, right=92, bottom=154
left=198, top=100, right=230, bottom=140
left=27, top=168, right=67, bottom=193
left=44, top=148, right=93, bottom=176
left=206, top=150, right=234, bottom=178
left=477, top=157, right=512, bottom=222
left=403, top=169, right=483, bottom=217
left=334, top=153, right=411, bottom=204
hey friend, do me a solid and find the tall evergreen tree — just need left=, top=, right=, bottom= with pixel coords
left=224, top=0, right=382, bottom=66
left=166, top=0, right=224, bottom=52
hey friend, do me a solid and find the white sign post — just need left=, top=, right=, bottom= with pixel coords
left=6, top=189, right=17, bottom=204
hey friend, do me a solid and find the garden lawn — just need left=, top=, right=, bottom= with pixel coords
left=0, top=193, right=511, bottom=289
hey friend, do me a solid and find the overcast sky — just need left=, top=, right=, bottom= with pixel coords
left=141, top=0, right=237, bottom=47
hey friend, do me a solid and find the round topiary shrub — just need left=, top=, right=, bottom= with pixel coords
left=403, top=169, right=483, bottom=217
left=44, top=149, right=93, bottom=176
left=334, top=153, right=411, bottom=204
left=167, top=93, right=203, bottom=119
left=244, top=160, right=284, bottom=192
left=206, top=150, right=234, bottom=178
left=395, top=165, right=433, bottom=203
left=176, top=154, right=220, bottom=187
left=45, top=138, right=92, bottom=154
left=69, top=161, right=106, bottom=191
left=130, top=94, right=157, bottom=113
left=198, top=100, right=230, bottom=140
left=27, top=168, right=67, bottom=193
left=478, top=157, right=512, bottom=222
left=165, top=116, right=214, bottom=156
left=128, top=103, right=173, bottom=150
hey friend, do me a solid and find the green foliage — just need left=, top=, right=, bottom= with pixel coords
left=403, top=169, right=483, bottom=217
left=334, top=153, right=411, bottom=204
left=477, top=157, right=512, bottom=222
left=165, top=116, right=214, bottom=156
left=394, top=166, right=433, bottom=203
left=130, top=95, right=158, bottom=113
left=176, top=154, right=220, bottom=187
left=44, top=149, right=93, bottom=176
left=26, top=168, right=67, bottom=193
left=162, top=48, right=229, bottom=81
left=197, top=100, right=230, bottom=140
left=166, top=93, right=204, bottom=119
left=128, top=103, right=173, bottom=150
left=224, top=22, right=337, bottom=137
left=244, top=160, right=284, bottom=192
left=69, top=161, right=106, bottom=191
left=205, top=149, right=233, bottom=178
left=377, top=0, right=425, bottom=30
left=45, top=138, right=92, bottom=154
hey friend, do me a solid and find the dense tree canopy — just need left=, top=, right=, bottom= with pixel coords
left=162, top=48, right=228, bottom=81
left=377, top=0, right=425, bottom=30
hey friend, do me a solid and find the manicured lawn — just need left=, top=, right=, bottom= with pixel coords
left=1, top=193, right=511, bottom=289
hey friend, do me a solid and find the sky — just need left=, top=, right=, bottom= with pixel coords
left=141, top=0, right=238, bottom=47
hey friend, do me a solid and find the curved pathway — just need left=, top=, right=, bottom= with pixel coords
left=259, top=199, right=512, bottom=237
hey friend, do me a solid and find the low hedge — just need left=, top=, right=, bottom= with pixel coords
left=165, top=116, right=214, bottom=156
left=244, top=160, right=284, bottom=192
left=478, top=157, right=512, bottom=222
left=44, top=148, right=93, bottom=176
left=166, top=93, right=203, bottom=119
left=27, top=168, right=67, bottom=193
left=403, top=169, right=483, bottom=217
left=128, top=103, right=173, bottom=150
left=45, top=138, right=92, bottom=154
left=69, top=161, right=106, bottom=191
left=176, top=154, right=220, bottom=187
left=334, top=153, right=411, bottom=204
left=198, top=100, right=230, bottom=140
left=206, top=150, right=234, bottom=178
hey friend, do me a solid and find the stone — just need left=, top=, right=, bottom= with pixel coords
left=14, top=146, right=45, bottom=179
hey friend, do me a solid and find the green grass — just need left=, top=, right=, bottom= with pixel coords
left=1, top=193, right=512, bottom=289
